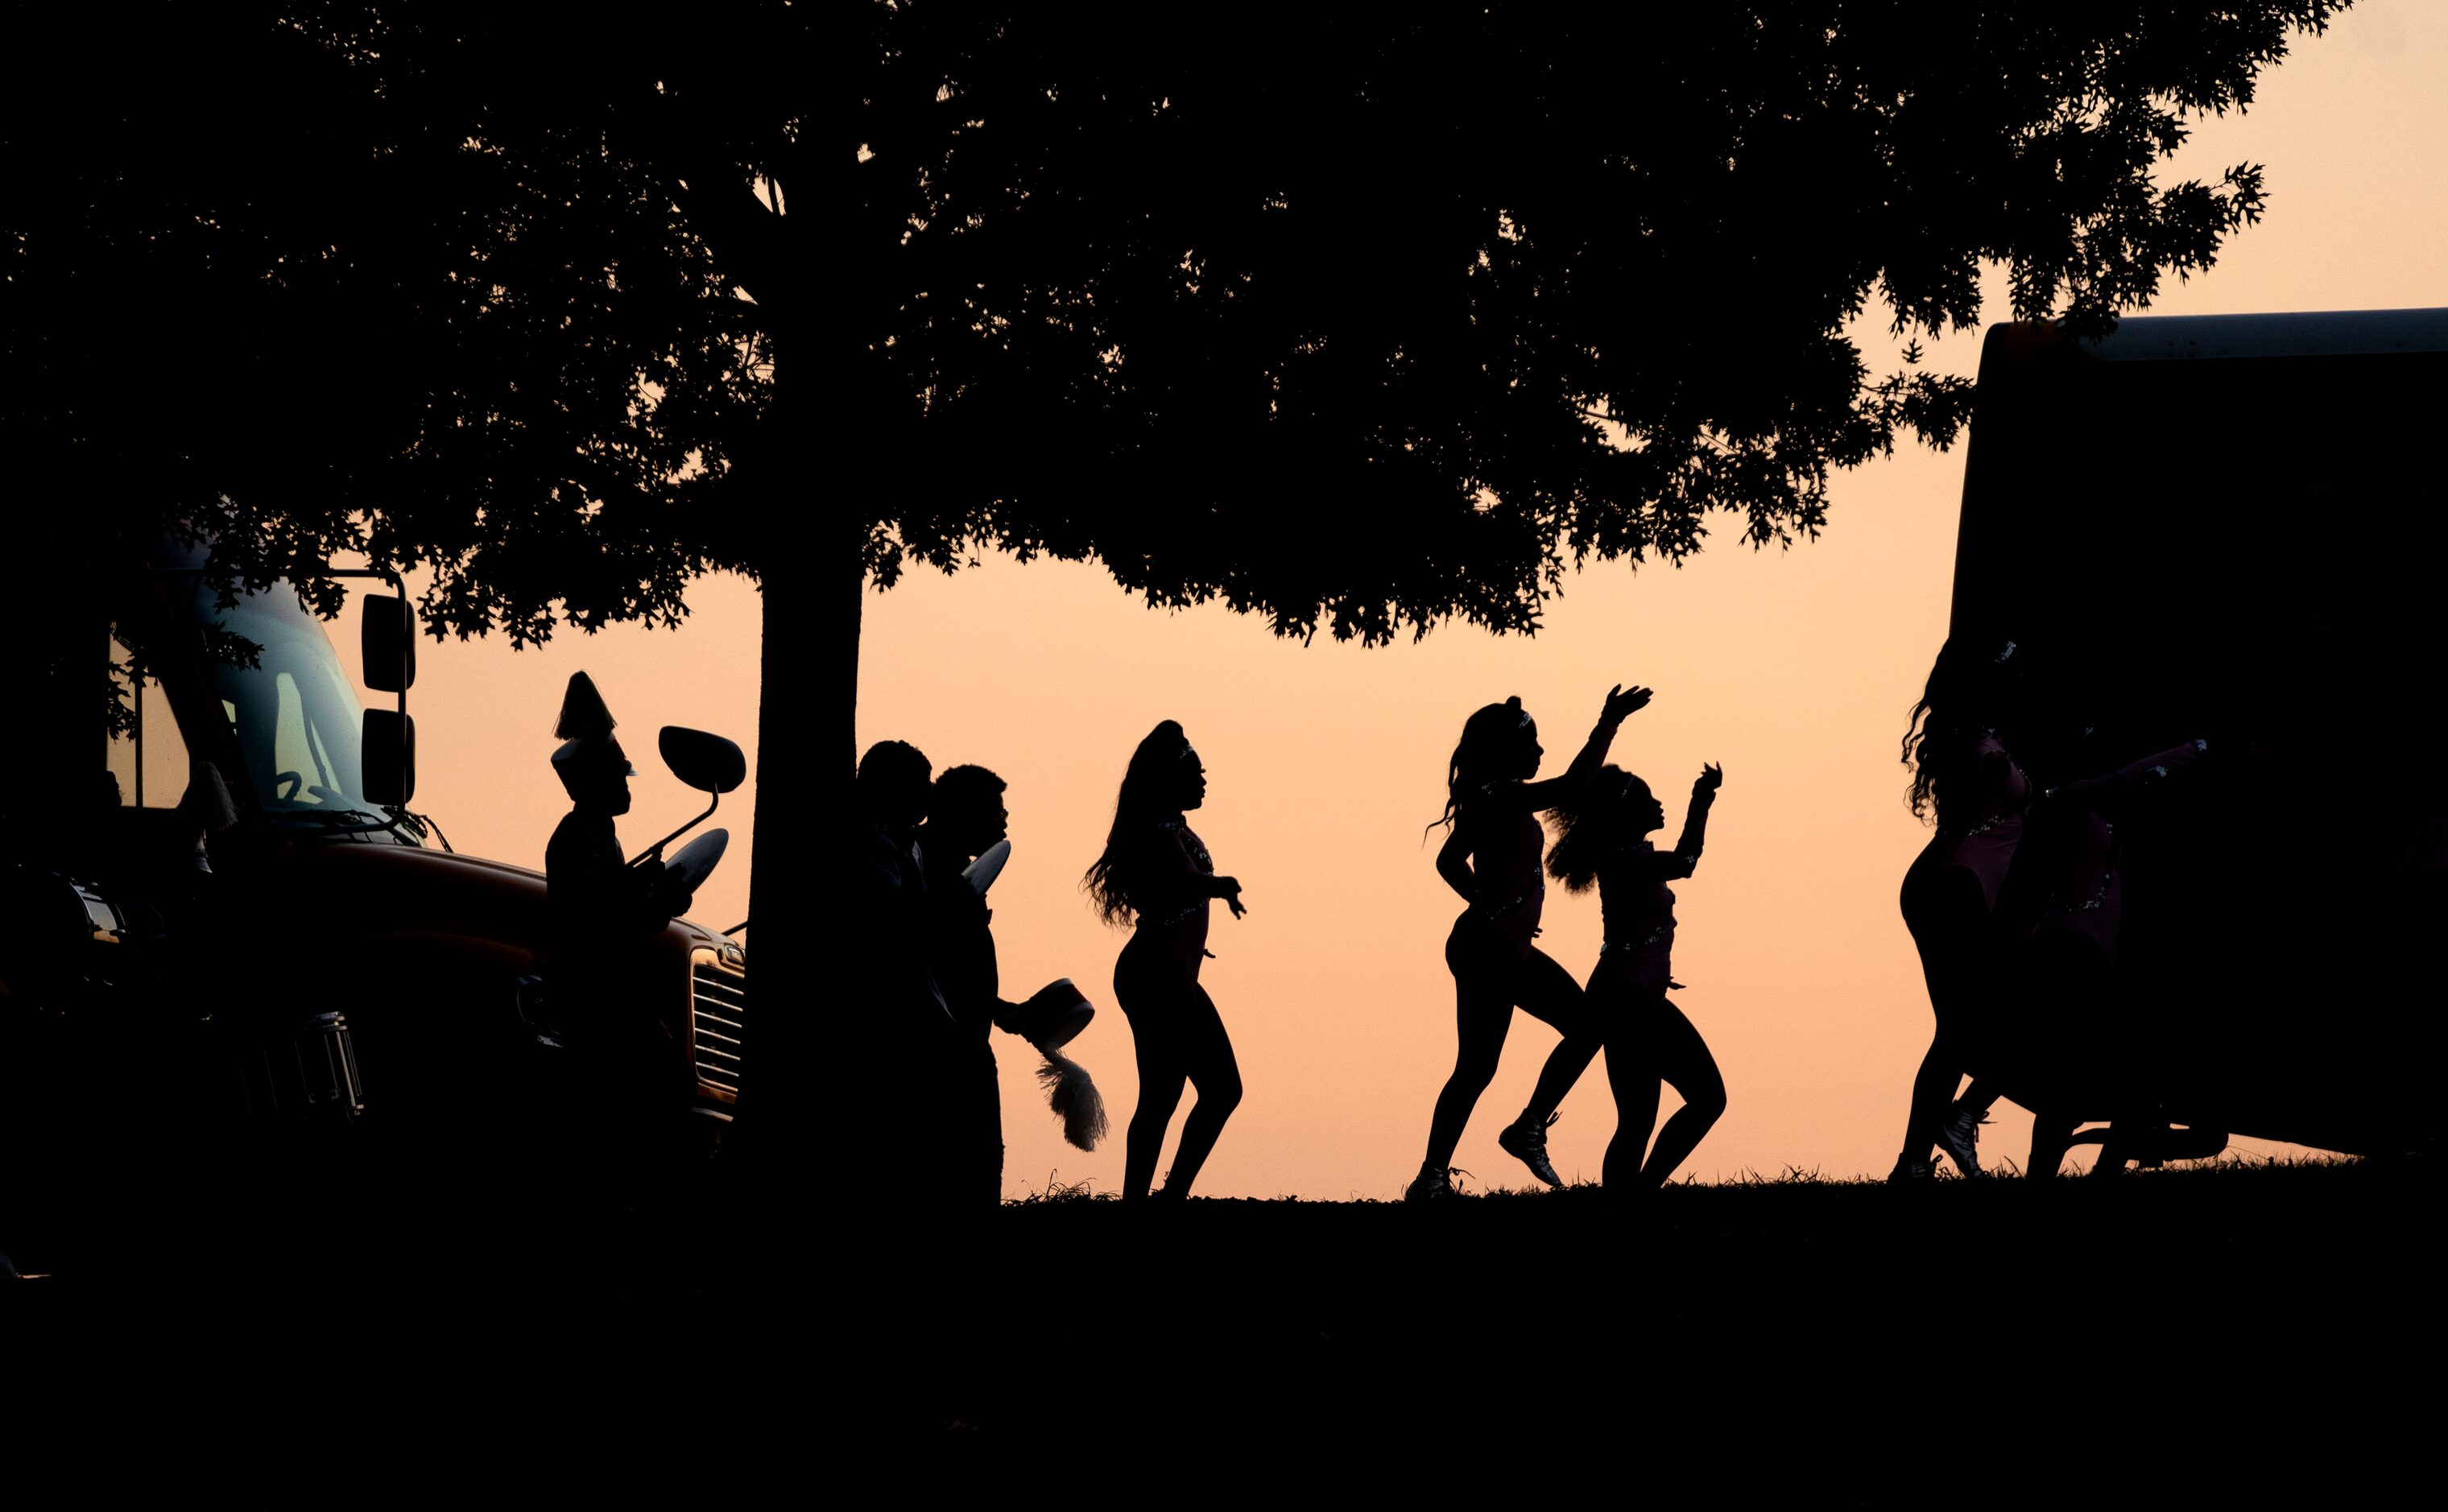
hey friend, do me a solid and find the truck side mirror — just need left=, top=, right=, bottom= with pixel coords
left=660, top=726, right=746, bottom=795
left=363, top=708, right=416, bottom=806
left=361, top=593, right=417, bottom=694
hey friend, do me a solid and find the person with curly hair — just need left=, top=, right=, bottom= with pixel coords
left=1547, top=759, right=1726, bottom=1193
left=1406, top=684, right=1649, bottom=1201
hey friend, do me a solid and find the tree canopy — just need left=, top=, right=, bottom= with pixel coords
left=4, top=3, right=2347, bottom=1136
left=6, top=3, right=2347, bottom=671
left=853, top=3, right=2345, bottom=642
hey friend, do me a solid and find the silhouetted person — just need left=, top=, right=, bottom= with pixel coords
left=544, top=673, right=695, bottom=1150
left=1084, top=722, right=1243, bottom=1201
left=916, top=765, right=1011, bottom=1205
left=851, top=739, right=960, bottom=1207
left=919, top=766, right=1108, bottom=1199
left=1895, top=638, right=2208, bottom=1180
left=1548, top=760, right=1727, bottom=1192
left=1893, top=638, right=2032, bottom=1180
left=1408, top=685, right=1648, bottom=1200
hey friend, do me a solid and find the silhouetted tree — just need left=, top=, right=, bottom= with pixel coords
left=2, top=3, right=2348, bottom=1146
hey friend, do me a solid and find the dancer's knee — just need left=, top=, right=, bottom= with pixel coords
left=1133, top=1083, right=1185, bottom=1128
left=1199, top=1071, right=1244, bottom=1116
left=1445, top=1055, right=1499, bottom=1101
left=1686, top=1079, right=1728, bottom=1123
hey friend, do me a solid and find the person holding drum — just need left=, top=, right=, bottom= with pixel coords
left=544, top=672, right=698, bottom=1130
left=918, top=763, right=1106, bottom=1206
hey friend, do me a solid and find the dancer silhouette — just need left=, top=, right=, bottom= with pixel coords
left=1084, top=722, right=1244, bottom=1201
left=1892, top=638, right=2030, bottom=1180
left=1548, top=761, right=1726, bottom=1192
left=1895, top=639, right=2209, bottom=1180
left=1408, top=684, right=1648, bottom=1200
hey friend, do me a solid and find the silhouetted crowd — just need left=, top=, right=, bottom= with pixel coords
left=842, top=630, right=2441, bottom=1205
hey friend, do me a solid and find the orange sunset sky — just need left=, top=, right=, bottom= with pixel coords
left=332, top=2, right=2446, bottom=1197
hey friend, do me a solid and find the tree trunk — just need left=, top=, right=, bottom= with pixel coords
left=730, top=524, right=865, bottom=1176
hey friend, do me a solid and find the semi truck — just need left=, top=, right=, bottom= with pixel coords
left=1948, top=306, right=2445, bottom=1169
left=0, top=542, right=750, bottom=1259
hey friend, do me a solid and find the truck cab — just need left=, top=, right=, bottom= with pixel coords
left=1950, top=307, right=2445, bottom=1162
left=0, top=543, right=748, bottom=1253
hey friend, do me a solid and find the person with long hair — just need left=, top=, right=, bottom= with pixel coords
left=1085, top=721, right=1245, bottom=1201
left=1408, top=684, right=1650, bottom=1201
left=1896, top=638, right=2211, bottom=1180
left=1547, top=760, right=1726, bottom=1193
left=1892, top=636, right=2030, bottom=1181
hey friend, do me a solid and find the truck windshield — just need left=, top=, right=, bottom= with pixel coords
left=176, top=578, right=388, bottom=830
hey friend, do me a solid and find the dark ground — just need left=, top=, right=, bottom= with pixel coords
left=6, top=1156, right=2430, bottom=1500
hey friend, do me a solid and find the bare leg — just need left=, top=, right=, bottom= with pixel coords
left=1425, top=987, right=1511, bottom=1171
left=1514, top=944, right=1602, bottom=1123
left=1425, top=929, right=1518, bottom=1171
left=1122, top=1027, right=1185, bottom=1201
left=2026, top=1113, right=2078, bottom=1179
left=1602, top=1030, right=1663, bottom=1190
left=1897, top=1030, right=1966, bottom=1172
left=1156, top=981, right=1243, bottom=1198
left=1115, top=938, right=1188, bottom=1201
left=1640, top=1000, right=1726, bottom=1187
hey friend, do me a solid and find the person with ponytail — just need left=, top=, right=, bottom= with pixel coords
left=1408, top=684, right=1650, bottom=1201
left=1546, top=760, right=1727, bottom=1193
left=1892, top=636, right=2031, bottom=1181
left=1085, top=722, right=1246, bottom=1201
left=1894, top=638, right=2213, bottom=1180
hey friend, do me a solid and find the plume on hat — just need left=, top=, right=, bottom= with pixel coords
left=553, top=672, right=617, bottom=742
left=1036, top=1049, right=1109, bottom=1151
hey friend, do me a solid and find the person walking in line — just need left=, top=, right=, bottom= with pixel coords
left=1546, top=760, right=1726, bottom=1193
left=1084, top=722, right=1246, bottom=1202
left=919, top=763, right=1109, bottom=1205
left=849, top=738, right=963, bottom=1208
left=1408, top=684, right=1650, bottom=1202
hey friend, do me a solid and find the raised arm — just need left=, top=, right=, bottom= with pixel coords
left=2047, top=740, right=2208, bottom=810
left=1616, top=763, right=1722, bottom=882
left=1517, top=683, right=1653, bottom=809
left=1668, top=762, right=1722, bottom=874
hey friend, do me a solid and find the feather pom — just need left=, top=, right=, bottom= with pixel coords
left=552, top=671, right=617, bottom=742
left=1037, top=1048, right=1109, bottom=1151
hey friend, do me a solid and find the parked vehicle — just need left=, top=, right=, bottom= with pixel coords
left=1950, top=307, right=2445, bottom=1164
left=0, top=542, right=749, bottom=1256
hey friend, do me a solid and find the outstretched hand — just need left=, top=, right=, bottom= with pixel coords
left=1218, top=876, right=1247, bottom=919
left=1601, top=684, right=1654, bottom=725
left=1694, top=762, right=1724, bottom=795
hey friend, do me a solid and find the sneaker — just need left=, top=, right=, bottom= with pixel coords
left=1936, top=1102, right=1988, bottom=1179
left=1886, top=1157, right=1935, bottom=1185
left=1404, top=1164, right=1466, bottom=1202
left=1498, top=1111, right=1565, bottom=1188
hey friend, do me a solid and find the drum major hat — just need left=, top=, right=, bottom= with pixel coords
left=549, top=671, right=635, bottom=795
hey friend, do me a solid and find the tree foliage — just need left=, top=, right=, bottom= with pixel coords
left=854, top=3, right=2344, bottom=642
left=6, top=3, right=2346, bottom=668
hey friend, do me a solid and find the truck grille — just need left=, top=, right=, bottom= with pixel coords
left=690, top=953, right=746, bottom=1102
